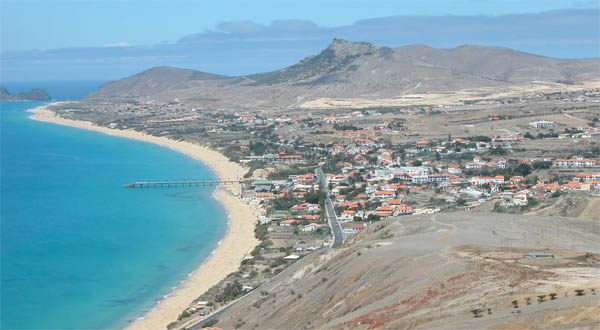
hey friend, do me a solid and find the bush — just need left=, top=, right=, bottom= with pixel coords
left=215, top=281, right=243, bottom=303
left=202, top=319, right=219, bottom=327
left=270, top=257, right=286, bottom=268
left=177, top=310, right=191, bottom=320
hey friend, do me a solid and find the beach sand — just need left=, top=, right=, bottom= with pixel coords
left=30, top=103, right=260, bottom=330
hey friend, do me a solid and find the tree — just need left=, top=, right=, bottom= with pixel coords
left=490, top=146, right=507, bottom=155
left=249, top=141, right=267, bottom=155
left=215, top=281, right=243, bottom=303
left=515, top=163, right=532, bottom=176
left=532, top=161, right=551, bottom=169
left=367, top=214, right=381, bottom=221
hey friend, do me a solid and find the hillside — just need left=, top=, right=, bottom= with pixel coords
left=527, top=193, right=600, bottom=220
left=87, top=39, right=600, bottom=109
left=393, top=44, right=600, bottom=83
left=199, top=213, right=600, bottom=329
left=86, top=66, right=229, bottom=98
left=0, top=86, right=51, bottom=101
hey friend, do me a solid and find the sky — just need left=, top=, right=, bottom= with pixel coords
left=0, top=0, right=598, bottom=82
left=1, top=0, right=598, bottom=52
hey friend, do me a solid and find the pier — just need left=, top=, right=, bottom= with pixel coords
left=124, top=180, right=242, bottom=188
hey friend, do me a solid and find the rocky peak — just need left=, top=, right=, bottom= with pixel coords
left=326, top=38, right=382, bottom=57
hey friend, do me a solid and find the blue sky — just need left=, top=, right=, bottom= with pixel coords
left=1, top=0, right=598, bottom=51
left=1, top=1, right=598, bottom=82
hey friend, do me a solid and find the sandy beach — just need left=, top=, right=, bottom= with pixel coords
left=30, top=103, right=260, bottom=330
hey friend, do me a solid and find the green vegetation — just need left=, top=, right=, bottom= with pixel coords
left=271, top=193, right=299, bottom=211
left=215, top=281, right=243, bottom=303
left=201, top=319, right=219, bottom=327
left=268, top=165, right=313, bottom=180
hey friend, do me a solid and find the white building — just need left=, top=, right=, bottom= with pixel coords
left=529, top=120, right=555, bottom=129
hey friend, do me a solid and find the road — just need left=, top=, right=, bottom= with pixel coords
left=315, top=168, right=344, bottom=247
left=183, top=169, right=342, bottom=329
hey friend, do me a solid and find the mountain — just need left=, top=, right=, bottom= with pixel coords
left=87, top=39, right=600, bottom=109
left=0, top=86, right=51, bottom=101
left=202, top=213, right=600, bottom=329
left=393, top=44, right=600, bottom=83
left=86, top=66, right=229, bottom=98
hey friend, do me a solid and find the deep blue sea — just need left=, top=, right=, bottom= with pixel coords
left=0, top=83, right=227, bottom=329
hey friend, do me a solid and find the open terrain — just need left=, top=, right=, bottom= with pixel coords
left=204, top=212, right=600, bottom=329
left=528, top=193, right=600, bottom=221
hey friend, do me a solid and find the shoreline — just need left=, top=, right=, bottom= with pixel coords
left=29, top=102, right=260, bottom=330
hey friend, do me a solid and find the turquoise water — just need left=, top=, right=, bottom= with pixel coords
left=1, top=101, right=227, bottom=329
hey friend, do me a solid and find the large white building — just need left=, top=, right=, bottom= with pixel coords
left=529, top=120, right=555, bottom=129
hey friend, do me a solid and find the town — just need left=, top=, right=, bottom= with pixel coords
left=47, top=87, right=600, bottom=328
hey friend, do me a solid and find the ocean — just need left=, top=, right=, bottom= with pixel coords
left=0, top=83, right=227, bottom=329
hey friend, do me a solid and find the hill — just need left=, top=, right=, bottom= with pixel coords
left=527, top=193, right=600, bottom=220
left=0, top=86, right=51, bottom=101
left=86, top=66, right=229, bottom=98
left=87, top=40, right=600, bottom=109
left=199, top=213, right=600, bottom=329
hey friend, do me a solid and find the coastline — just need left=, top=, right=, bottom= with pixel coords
left=29, top=102, right=260, bottom=330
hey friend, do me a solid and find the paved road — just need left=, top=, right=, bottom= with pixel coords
left=315, top=168, right=344, bottom=247
left=184, top=298, right=239, bottom=330
left=183, top=168, right=343, bottom=329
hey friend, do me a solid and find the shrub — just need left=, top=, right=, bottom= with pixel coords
left=215, top=281, right=243, bottom=303
left=471, top=309, right=482, bottom=318
left=202, top=319, right=219, bottom=327
left=177, top=310, right=191, bottom=321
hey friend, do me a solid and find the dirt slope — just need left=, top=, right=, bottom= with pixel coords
left=204, top=213, right=600, bottom=329
left=528, top=194, right=600, bottom=221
